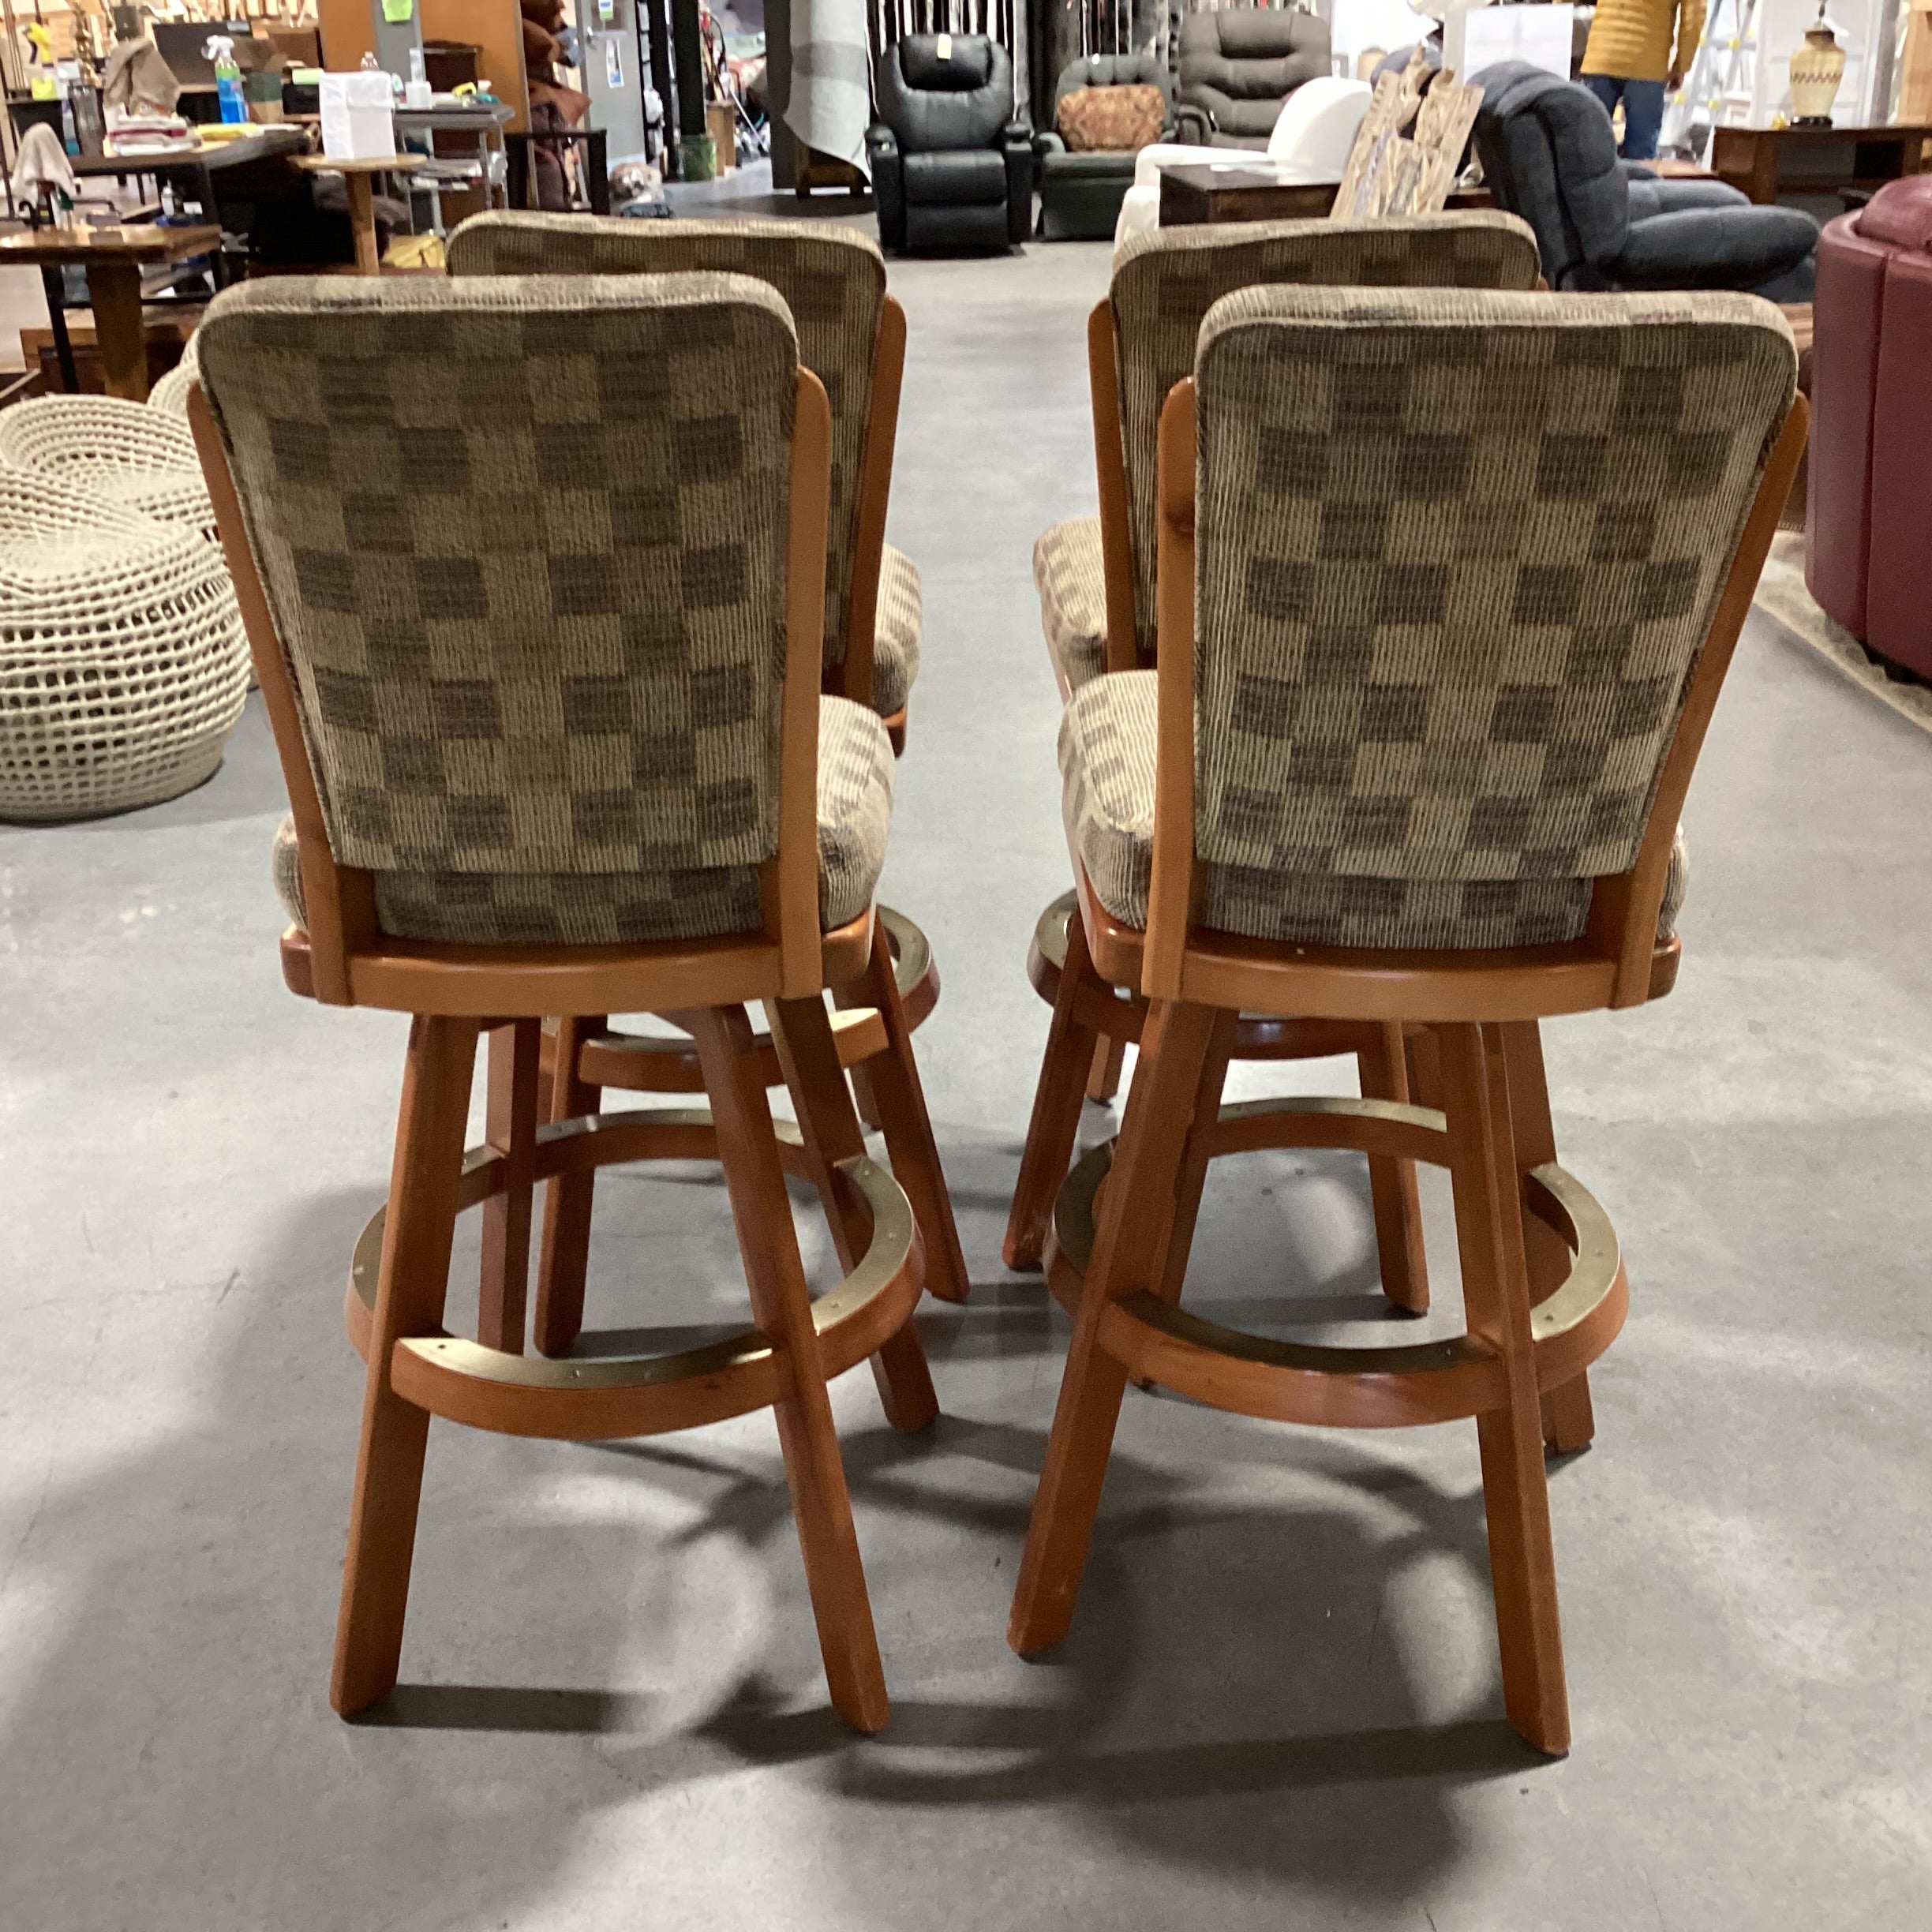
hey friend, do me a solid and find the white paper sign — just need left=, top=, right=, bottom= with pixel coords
left=1454, top=2, right=1574, bottom=84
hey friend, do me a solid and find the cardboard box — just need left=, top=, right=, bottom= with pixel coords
left=319, top=71, right=394, bottom=161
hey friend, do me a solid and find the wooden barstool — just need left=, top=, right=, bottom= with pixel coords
left=1008, top=283, right=1806, bottom=1755
left=445, top=212, right=969, bottom=1329
left=1006, top=216, right=1544, bottom=1310
left=191, top=271, right=941, bottom=1731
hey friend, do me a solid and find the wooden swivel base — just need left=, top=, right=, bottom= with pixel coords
left=343, top=1108, right=925, bottom=1440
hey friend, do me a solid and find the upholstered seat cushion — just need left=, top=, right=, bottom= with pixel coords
left=903, top=149, right=1009, bottom=205
left=873, top=542, right=922, bottom=715
left=1032, top=515, right=1108, bottom=691
left=1059, top=672, right=1689, bottom=949
left=275, top=697, right=895, bottom=941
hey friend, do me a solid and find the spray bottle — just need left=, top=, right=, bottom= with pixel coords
left=206, top=36, right=247, bottom=125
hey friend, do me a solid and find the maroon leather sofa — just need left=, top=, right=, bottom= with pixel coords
left=1807, top=176, right=1932, bottom=680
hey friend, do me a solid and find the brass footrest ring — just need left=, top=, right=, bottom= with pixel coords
left=345, top=1110, right=924, bottom=1441
left=1046, top=1095, right=1627, bottom=1430
left=567, top=904, right=938, bottom=1095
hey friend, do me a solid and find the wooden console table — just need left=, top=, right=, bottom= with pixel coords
left=1710, top=123, right=1932, bottom=205
left=0, top=223, right=222, bottom=399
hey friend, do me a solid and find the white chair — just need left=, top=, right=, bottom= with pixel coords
left=1113, top=77, right=1374, bottom=249
left=0, top=473, right=249, bottom=821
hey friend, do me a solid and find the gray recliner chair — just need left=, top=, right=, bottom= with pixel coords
left=1470, top=61, right=1818, bottom=297
left=1174, top=6, right=1331, bottom=149
left=1035, top=52, right=1178, bottom=240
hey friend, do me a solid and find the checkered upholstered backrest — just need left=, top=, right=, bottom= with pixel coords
left=196, top=273, right=799, bottom=947
left=1187, top=285, right=1795, bottom=949
left=447, top=213, right=884, bottom=680
left=1111, top=215, right=1541, bottom=667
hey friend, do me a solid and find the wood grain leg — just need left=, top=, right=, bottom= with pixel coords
left=1405, top=1023, right=1443, bottom=1114
left=1003, top=909, right=1104, bottom=1271
left=346, top=171, right=380, bottom=275
left=845, top=924, right=969, bottom=1305
left=1085, top=1033, right=1127, bottom=1103
left=1440, top=1023, right=1571, bottom=1758
left=478, top=1020, right=540, bottom=1354
left=534, top=1013, right=604, bottom=1358
left=331, top=1013, right=480, bottom=1717
left=1501, top=1020, right=1595, bottom=1454
left=84, top=260, right=148, bottom=402
left=770, top=990, right=938, bottom=1436
left=686, top=1003, right=890, bottom=1733
left=1008, top=998, right=1219, bottom=1657
left=1357, top=1020, right=1431, bottom=1316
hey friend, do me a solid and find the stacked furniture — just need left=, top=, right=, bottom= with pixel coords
left=867, top=35, right=1032, bottom=254
left=0, top=472, right=248, bottom=821
left=1807, top=176, right=1932, bottom=681
left=1470, top=60, right=1818, bottom=294
left=1174, top=5, right=1332, bottom=148
left=1035, top=51, right=1178, bottom=242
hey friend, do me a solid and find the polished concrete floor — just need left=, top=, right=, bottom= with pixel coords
left=4, top=228, right=1931, bottom=1932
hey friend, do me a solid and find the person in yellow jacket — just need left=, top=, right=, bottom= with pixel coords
left=1580, top=0, right=1706, bottom=160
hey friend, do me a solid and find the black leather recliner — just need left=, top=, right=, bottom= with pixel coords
left=867, top=36, right=1032, bottom=255
left=1174, top=6, right=1331, bottom=149
left=1470, top=61, right=1818, bottom=297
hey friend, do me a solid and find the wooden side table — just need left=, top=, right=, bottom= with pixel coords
left=0, top=223, right=223, bottom=400
left=290, top=154, right=418, bottom=275
left=1710, top=123, right=1932, bottom=205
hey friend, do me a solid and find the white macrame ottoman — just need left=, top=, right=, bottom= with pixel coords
left=0, top=392, right=216, bottom=541
left=0, top=474, right=249, bottom=821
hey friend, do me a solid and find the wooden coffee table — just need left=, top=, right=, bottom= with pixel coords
left=0, top=223, right=223, bottom=400
left=1710, top=122, right=1932, bottom=205
left=1158, top=159, right=1495, bottom=227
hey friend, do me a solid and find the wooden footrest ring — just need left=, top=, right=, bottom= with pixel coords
left=562, top=904, right=938, bottom=1094
left=343, top=1110, right=925, bottom=1441
left=1046, top=1095, right=1627, bottom=1430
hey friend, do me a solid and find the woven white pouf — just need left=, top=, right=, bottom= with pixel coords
left=146, top=334, right=200, bottom=417
left=0, top=392, right=215, bottom=540
left=0, top=473, right=250, bottom=822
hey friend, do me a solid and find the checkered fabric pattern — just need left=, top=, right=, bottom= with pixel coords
left=1059, top=672, right=1694, bottom=946
left=873, top=543, right=922, bottom=715
left=273, top=697, right=893, bottom=939
left=1110, top=215, right=1542, bottom=668
left=446, top=213, right=908, bottom=706
left=200, top=271, right=803, bottom=948
left=1184, top=286, right=1794, bottom=949
left=1033, top=515, right=1108, bottom=691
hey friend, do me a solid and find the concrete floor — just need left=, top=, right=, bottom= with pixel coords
left=4, top=221, right=1932, bottom=1932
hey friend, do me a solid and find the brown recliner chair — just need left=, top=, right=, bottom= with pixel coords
left=1807, top=176, right=1932, bottom=680
left=1174, top=6, right=1331, bottom=149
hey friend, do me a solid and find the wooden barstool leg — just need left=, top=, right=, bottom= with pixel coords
left=1439, top=1022, right=1571, bottom=1757
left=1501, top=1020, right=1594, bottom=1454
left=1009, top=998, right=1219, bottom=1657
left=479, top=1019, right=540, bottom=1354
left=1085, top=1034, right=1128, bottom=1103
left=1002, top=911, right=1105, bottom=1270
left=1357, top=1020, right=1431, bottom=1316
left=533, top=1013, right=605, bottom=1358
left=686, top=1003, right=891, bottom=1733
left=770, top=991, right=939, bottom=1436
left=331, top=1013, right=481, bottom=1717
left=842, top=923, right=971, bottom=1305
